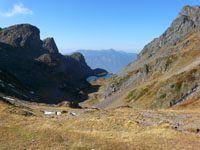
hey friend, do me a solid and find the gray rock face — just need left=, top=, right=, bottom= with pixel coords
left=70, top=52, right=87, bottom=64
left=178, top=5, right=200, bottom=18
left=0, top=24, right=42, bottom=50
left=35, top=53, right=59, bottom=66
left=42, top=38, right=59, bottom=54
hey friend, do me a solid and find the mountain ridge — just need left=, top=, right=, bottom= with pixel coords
left=0, top=24, right=107, bottom=104
left=96, top=5, right=200, bottom=109
left=76, top=49, right=137, bottom=74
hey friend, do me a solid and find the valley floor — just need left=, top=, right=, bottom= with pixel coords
left=1, top=99, right=200, bottom=150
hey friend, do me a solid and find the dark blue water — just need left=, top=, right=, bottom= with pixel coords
left=87, top=74, right=111, bottom=82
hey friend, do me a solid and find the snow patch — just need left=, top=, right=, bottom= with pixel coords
left=71, top=112, right=77, bottom=116
left=2, top=97, right=16, bottom=101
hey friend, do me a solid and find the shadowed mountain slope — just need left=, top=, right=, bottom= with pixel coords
left=0, top=24, right=107, bottom=104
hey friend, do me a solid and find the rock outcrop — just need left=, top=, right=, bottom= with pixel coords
left=64, top=53, right=108, bottom=79
left=0, top=24, right=107, bottom=104
left=42, top=37, right=59, bottom=54
left=0, top=24, right=42, bottom=55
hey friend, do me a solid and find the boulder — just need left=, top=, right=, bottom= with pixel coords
left=58, top=101, right=82, bottom=109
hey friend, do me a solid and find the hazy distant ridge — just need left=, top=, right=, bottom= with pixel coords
left=77, top=49, right=137, bottom=74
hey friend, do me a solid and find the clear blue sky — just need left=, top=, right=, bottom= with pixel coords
left=0, top=0, right=199, bottom=53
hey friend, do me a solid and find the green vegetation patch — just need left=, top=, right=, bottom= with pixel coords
left=126, top=89, right=136, bottom=100
left=175, top=80, right=183, bottom=91
left=136, top=88, right=149, bottom=100
left=190, top=68, right=198, bottom=74
left=159, top=93, right=167, bottom=99
left=21, top=132, right=39, bottom=141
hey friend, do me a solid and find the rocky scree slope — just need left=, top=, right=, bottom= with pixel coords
left=98, top=6, right=200, bottom=109
left=0, top=24, right=107, bottom=104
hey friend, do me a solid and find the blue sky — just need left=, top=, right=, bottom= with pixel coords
left=0, top=0, right=199, bottom=53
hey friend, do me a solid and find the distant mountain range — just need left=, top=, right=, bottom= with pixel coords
left=77, top=49, right=137, bottom=74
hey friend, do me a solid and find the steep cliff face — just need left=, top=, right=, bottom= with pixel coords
left=98, top=6, right=200, bottom=109
left=0, top=24, right=107, bottom=104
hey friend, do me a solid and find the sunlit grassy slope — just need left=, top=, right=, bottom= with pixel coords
left=92, top=31, right=200, bottom=110
left=1, top=99, right=200, bottom=150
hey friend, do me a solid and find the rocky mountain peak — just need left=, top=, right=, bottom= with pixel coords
left=42, top=37, right=59, bottom=54
left=132, top=5, right=200, bottom=66
left=178, top=5, right=200, bottom=18
left=103, top=5, right=200, bottom=107
left=70, top=52, right=86, bottom=64
left=0, top=24, right=41, bottom=50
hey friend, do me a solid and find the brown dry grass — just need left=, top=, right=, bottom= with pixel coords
left=122, top=32, right=200, bottom=109
left=1, top=101, right=200, bottom=150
